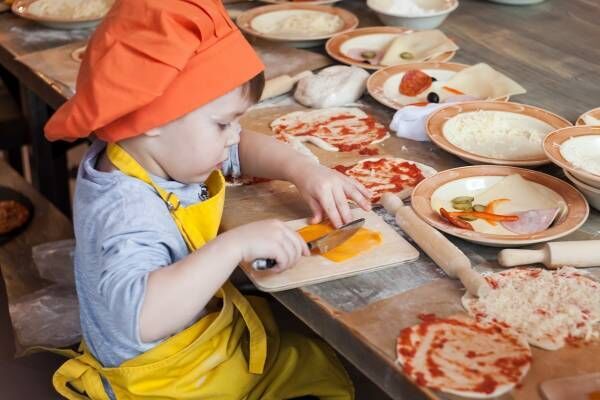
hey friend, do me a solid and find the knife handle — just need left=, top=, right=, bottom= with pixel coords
left=251, top=258, right=277, bottom=270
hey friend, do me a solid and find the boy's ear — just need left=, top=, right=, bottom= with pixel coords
left=144, top=127, right=162, bottom=137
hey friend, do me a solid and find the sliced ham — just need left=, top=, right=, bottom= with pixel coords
left=501, top=208, right=560, bottom=235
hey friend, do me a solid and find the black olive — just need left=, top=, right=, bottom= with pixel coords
left=427, top=92, right=440, bottom=103
left=431, top=77, right=437, bottom=82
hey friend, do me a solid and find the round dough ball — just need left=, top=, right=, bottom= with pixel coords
left=294, top=66, right=369, bottom=108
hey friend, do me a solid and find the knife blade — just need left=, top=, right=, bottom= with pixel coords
left=251, top=218, right=365, bottom=271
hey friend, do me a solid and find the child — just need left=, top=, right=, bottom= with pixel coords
left=44, top=0, right=372, bottom=398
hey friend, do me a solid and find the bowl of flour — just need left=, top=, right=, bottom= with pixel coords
left=367, top=0, right=458, bottom=30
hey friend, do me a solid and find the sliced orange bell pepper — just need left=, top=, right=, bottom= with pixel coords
left=447, top=210, right=519, bottom=222
left=484, top=198, right=510, bottom=226
left=443, top=86, right=465, bottom=95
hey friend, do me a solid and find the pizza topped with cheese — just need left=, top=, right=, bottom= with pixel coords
left=270, top=107, right=390, bottom=153
left=396, top=314, right=531, bottom=399
left=334, top=157, right=436, bottom=202
left=462, top=267, right=600, bottom=351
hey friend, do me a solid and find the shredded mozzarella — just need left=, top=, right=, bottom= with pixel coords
left=28, top=0, right=113, bottom=19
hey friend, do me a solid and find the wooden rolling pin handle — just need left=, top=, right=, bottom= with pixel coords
left=498, top=249, right=546, bottom=268
left=381, top=193, right=488, bottom=297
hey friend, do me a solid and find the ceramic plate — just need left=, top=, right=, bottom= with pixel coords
left=426, top=101, right=572, bottom=166
left=366, top=62, right=507, bottom=110
left=325, top=26, right=456, bottom=70
left=576, top=107, right=600, bottom=126
left=237, top=4, right=358, bottom=48
left=487, top=0, right=545, bottom=4
left=11, top=0, right=106, bottom=29
left=543, top=126, right=600, bottom=188
left=411, top=166, right=589, bottom=247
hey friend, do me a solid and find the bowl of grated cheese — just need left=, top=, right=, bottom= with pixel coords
left=367, top=0, right=458, bottom=30
left=237, top=4, right=358, bottom=48
left=12, top=0, right=114, bottom=30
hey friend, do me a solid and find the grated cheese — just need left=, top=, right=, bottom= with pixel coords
left=252, top=11, right=343, bottom=37
left=28, top=0, right=113, bottom=19
left=443, top=110, right=554, bottom=160
left=462, top=267, right=600, bottom=351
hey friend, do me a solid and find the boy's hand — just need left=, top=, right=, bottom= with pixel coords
left=228, top=219, right=310, bottom=272
left=289, top=163, right=372, bottom=228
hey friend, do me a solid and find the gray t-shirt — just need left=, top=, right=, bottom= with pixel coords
left=73, top=140, right=241, bottom=368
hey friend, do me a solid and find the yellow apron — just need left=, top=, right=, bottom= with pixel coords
left=51, top=143, right=354, bottom=400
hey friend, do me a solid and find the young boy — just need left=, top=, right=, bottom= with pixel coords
left=44, top=0, right=372, bottom=398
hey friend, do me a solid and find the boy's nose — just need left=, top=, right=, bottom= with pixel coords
left=226, top=121, right=241, bottom=146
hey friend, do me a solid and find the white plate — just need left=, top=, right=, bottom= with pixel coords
left=237, top=4, right=358, bottom=48
left=411, top=166, right=589, bottom=247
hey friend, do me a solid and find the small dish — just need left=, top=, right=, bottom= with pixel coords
left=11, top=0, right=108, bottom=29
left=576, top=107, right=600, bottom=126
left=367, top=0, right=458, bottom=30
left=325, top=26, right=456, bottom=70
left=237, top=4, right=358, bottom=48
left=427, top=101, right=571, bottom=166
left=411, top=165, right=589, bottom=247
left=367, top=62, right=483, bottom=110
left=543, top=126, right=600, bottom=188
left=564, top=170, right=600, bottom=213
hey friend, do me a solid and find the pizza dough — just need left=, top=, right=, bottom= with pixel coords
left=380, top=30, right=458, bottom=66
left=0, top=200, right=30, bottom=235
left=442, top=110, right=555, bottom=160
left=271, top=107, right=390, bottom=152
left=444, top=63, right=526, bottom=100
left=251, top=10, right=343, bottom=37
left=334, top=157, right=436, bottom=202
left=396, top=314, right=531, bottom=399
left=28, top=0, right=113, bottom=19
left=462, top=267, right=600, bottom=350
left=294, top=66, right=369, bottom=108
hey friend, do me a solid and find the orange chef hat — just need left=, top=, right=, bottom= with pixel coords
left=44, top=0, right=264, bottom=142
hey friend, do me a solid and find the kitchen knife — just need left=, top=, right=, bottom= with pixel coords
left=251, top=218, right=365, bottom=271
left=498, top=240, right=600, bottom=269
left=381, top=193, right=489, bottom=297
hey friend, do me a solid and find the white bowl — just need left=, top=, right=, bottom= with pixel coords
left=367, top=0, right=458, bottom=30
left=564, top=170, right=600, bottom=212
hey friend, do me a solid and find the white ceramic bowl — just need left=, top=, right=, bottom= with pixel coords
left=564, top=170, right=600, bottom=212
left=367, top=0, right=458, bottom=30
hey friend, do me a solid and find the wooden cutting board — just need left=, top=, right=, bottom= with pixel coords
left=239, top=208, right=419, bottom=292
left=253, top=44, right=333, bottom=81
left=337, top=279, right=600, bottom=400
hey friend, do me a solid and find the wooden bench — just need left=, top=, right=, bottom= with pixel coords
left=0, top=159, right=72, bottom=398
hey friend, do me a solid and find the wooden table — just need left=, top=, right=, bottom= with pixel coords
left=0, top=13, right=91, bottom=215
left=0, top=0, right=599, bottom=398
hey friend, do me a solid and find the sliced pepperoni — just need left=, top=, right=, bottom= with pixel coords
left=399, top=70, right=433, bottom=97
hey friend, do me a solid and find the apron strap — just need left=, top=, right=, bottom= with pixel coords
left=106, top=143, right=205, bottom=249
left=223, top=282, right=267, bottom=374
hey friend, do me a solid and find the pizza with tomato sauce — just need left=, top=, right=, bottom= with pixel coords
left=334, top=157, right=436, bottom=202
left=396, top=314, right=531, bottom=399
left=270, top=107, right=390, bottom=153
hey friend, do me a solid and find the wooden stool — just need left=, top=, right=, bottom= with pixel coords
left=0, top=84, right=28, bottom=175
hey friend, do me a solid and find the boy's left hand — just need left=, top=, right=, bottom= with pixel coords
left=290, top=163, right=372, bottom=228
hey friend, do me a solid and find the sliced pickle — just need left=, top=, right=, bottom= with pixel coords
left=472, top=204, right=486, bottom=212
left=452, top=203, right=474, bottom=211
left=458, top=215, right=477, bottom=221
left=451, top=196, right=474, bottom=204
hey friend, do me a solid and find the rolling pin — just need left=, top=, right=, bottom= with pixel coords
left=381, top=193, right=490, bottom=297
left=498, top=240, right=600, bottom=269
left=260, top=70, right=312, bottom=101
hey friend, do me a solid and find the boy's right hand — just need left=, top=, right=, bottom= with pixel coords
left=227, top=219, right=310, bottom=272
